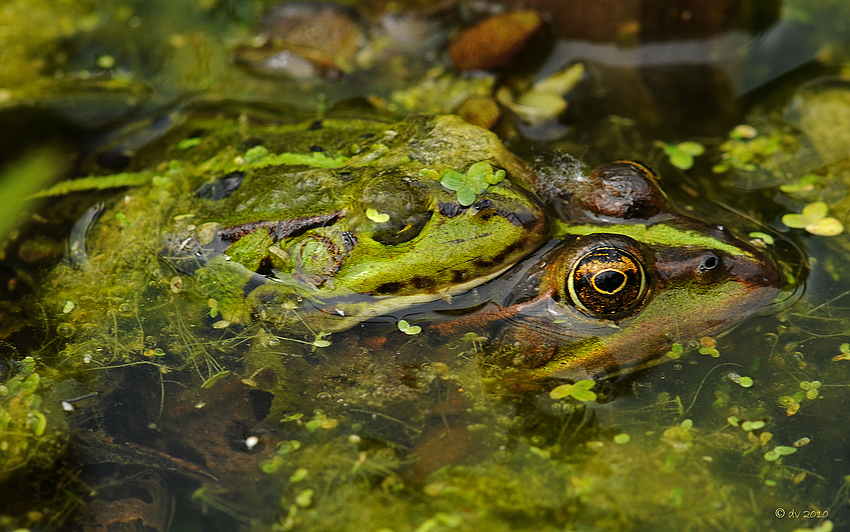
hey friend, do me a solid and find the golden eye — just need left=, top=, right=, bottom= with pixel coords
left=567, top=246, right=647, bottom=319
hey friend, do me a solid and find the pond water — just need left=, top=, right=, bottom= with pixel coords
left=2, top=1, right=850, bottom=531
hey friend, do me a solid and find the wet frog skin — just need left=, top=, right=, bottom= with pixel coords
left=81, top=112, right=550, bottom=335
left=64, top=110, right=780, bottom=385
left=437, top=160, right=782, bottom=384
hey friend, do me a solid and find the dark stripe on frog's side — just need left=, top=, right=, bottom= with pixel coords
left=411, top=276, right=437, bottom=290
left=437, top=201, right=542, bottom=229
left=373, top=277, right=440, bottom=294
left=474, top=240, right=524, bottom=269
left=376, top=281, right=404, bottom=294
left=374, top=277, right=438, bottom=294
left=219, top=211, right=342, bottom=243
left=453, top=270, right=469, bottom=283
left=496, top=208, right=540, bottom=229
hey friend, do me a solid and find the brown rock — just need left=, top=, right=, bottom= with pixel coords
left=449, top=10, right=543, bottom=72
left=455, top=95, right=501, bottom=129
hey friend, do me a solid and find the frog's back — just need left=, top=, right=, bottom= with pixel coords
left=80, top=107, right=551, bottom=332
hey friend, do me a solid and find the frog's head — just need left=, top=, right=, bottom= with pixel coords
left=482, top=161, right=784, bottom=383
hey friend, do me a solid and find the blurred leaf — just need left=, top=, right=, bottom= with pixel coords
left=0, top=146, right=68, bottom=239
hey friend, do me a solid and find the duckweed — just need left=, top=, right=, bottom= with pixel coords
left=437, top=162, right=506, bottom=207
left=0, top=358, right=67, bottom=483
left=397, top=320, right=422, bottom=335
left=657, top=140, right=705, bottom=170
left=782, top=201, right=845, bottom=236
left=549, top=379, right=596, bottom=401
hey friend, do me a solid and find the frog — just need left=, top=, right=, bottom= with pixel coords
left=428, top=160, right=782, bottom=385
left=47, top=109, right=550, bottom=358
left=42, top=106, right=781, bottom=385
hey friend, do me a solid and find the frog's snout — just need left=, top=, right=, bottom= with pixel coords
left=730, top=253, right=783, bottom=291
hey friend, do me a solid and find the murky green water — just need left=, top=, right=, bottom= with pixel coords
left=3, top=1, right=850, bottom=531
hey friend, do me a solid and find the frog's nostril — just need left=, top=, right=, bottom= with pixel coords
left=699, top=254, right=719, bottom=272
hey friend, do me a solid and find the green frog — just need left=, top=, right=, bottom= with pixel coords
left=434, top=160, right=782, bottom=385
left=73, top=112, right=549, bottom=337
left=45, top=107, right=780, bottom=383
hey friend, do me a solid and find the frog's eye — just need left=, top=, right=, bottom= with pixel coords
left=581, top=161, right=668, bottom=220
left=360, top=175, right=433, bottom=246
left=567, top=246, right=647, bottom=319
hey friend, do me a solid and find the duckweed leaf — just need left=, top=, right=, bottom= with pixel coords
left=466, top=161, right=496, bottom=190
left=741, top=420, right=765, bottom=431
left=439, top=170, right=465, bottom=191
left=366, top=208, right=390, bottom=223
left=748, top=232, right=774, bottom=245
left=397, top=319, right=421, bottom=335
left=779, top=395, right=800, bottom=416
left=440, top=163, right=505, bottom=206
left=677, top=141, right=705, bottom=156
left=800, top=380, right=821, bottom=391
left=807, top=217, right=844, bottom=236
left=571, top=388, right=597, bottom=402
left=738, top=376, right=754, bottom=388
left=261, top=456, right=284, bottom=474
left=698, top=346, right=720, bottom=357
left=30, top=412, right=47, bottom=436
left=779, top=173, right=819, bottom=193
left=613, top=433, right=631, bottom=444
left=549, top=384, right=573, bottom=400
left=574, top=379, right=595, bottom=391
left=289, top=468, right=308, bottom=482
left=549, top=379, right=597, bottom=401
left=295, top=488, right=314, bottom=508
left=659, top=141, right=704, bottom=170
left=178, top=137, right=202, bottom=150
left=775, top=445, right=797, bottom=456
left=764, top=450, right=780, bottom=461
left=802, top=200, right=828, bottom=220
left=782, top=201, right=845, bottom=236
left=730, top=124, right=758, bottom=139
left=456, top=187, right=477, bottom=207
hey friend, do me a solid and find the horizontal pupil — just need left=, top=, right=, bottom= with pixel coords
left=593, top=269, right=626, bottom=294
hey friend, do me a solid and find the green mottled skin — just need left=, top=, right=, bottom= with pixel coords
left=85, top=113, right=550, bottom=333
